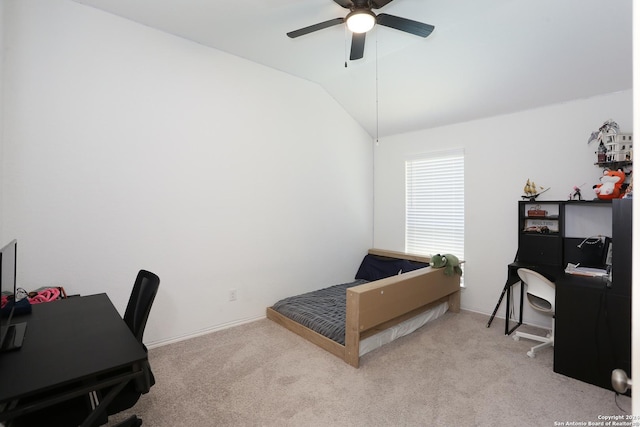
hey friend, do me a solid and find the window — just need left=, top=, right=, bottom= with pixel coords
left=405, top=149, right=465, bottom=264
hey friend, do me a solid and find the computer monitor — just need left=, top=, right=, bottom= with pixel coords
left=0, top=239, right=27, bottom=352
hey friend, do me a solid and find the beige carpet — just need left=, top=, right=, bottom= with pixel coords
left=108, top=310, right=631, bottom=426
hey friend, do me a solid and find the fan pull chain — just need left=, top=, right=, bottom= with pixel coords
left=344, top=26, right=348, bottom=67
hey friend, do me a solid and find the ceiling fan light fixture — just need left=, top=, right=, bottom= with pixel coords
left=346, top=9, right=376, bottom=33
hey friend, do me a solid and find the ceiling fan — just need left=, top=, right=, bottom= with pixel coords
left=287, top=0, right=435, bottom=61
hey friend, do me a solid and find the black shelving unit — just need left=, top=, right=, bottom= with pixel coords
left=518, top=201, right=564, bottom=266
left=553, top=198, right=631, bottom=394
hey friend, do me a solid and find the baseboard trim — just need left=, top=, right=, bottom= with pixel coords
left=460, top=306, right=551, bottom=330
left=145, top=315, right=265, bottom=349
left=146, top=307, right=551, bottom=349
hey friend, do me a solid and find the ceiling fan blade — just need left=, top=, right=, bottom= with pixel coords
left=370, top=0, right=394, bottom=9
left=376, top=13, right=435, bottom=38
left=287, top=17, right=345, bottom=38
left=333, top=0, right=353, bottom=8
left=350, top=32, right=366, bottom=60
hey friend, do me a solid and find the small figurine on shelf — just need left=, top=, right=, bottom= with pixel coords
left=569, top=184, right=585, bottom=201
left=597, top=141, right=607, bottom=163
left=623, top=174, right=633, bottom=199
left=522, top=179, right=549, bottom=201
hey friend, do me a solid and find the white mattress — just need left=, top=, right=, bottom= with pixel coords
left=359, top=301, right=449, bottom=357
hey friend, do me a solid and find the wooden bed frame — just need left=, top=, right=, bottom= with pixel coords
left=266, top=248, right=461, bottom=368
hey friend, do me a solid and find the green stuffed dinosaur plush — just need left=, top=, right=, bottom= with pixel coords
left=430, top=253, right=462, bottom=276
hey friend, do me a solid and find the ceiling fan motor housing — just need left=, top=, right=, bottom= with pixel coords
left=345, top=9, right=376, bottom=33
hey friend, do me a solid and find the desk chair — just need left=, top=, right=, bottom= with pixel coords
left=11, top=270, right=160, bottom=427
left=512, top=268, right=555, bottom=358
left=99, top=269, right=160, bottom=426
left=124, top=270, right=161, bottom=344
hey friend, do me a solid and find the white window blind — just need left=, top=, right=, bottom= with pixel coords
left=405, top=149, right=465, bottom=261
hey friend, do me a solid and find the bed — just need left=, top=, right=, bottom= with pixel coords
left=266, top=249, right=461, bottom=368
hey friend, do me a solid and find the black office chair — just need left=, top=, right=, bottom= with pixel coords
left=98, top=269, right=160, bottom=426
left=11, top=270, right=160, bottom=427
left=123, top=270, right=161, bottom=344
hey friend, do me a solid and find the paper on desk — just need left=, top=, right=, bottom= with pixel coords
left=564, top=263, right=608, bottom=277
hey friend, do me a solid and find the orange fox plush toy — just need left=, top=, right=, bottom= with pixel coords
left=593, top=169, right=626, bottom=200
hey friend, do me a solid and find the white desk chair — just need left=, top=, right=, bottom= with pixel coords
left=513, top=268, right=555, bottom=358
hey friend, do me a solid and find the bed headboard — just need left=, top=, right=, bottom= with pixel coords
left=367, top=248, right=431, bottom=264
left=345, top=256, right=461, bottom=367
left=355, top=250, right=430, bottom=282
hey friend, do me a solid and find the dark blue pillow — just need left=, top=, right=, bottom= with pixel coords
left=400, top=259, right=430, bottom=273
left=355, top=254, right=428, bottom=281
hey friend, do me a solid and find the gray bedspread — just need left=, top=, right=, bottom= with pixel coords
left=271, top=279, right=369, bottom=345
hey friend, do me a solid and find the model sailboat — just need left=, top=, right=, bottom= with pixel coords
left=522, top=179, right=549, bottom=201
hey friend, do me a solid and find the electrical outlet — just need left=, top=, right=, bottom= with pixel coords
left=229, top=289, right=237, bottom=302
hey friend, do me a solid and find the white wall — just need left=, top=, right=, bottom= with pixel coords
left=1, top=0, right=374, bottom=346
left=374, top=90, right=633, bottom=327
left=0, top=0, right=4, bottom=238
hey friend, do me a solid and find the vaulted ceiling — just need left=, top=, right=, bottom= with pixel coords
left=72, top=0, right=633, bottom=138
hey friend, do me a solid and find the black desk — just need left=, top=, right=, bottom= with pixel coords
left=0, top=293, right=148, bottom=426
left=554, top=274, right=631, bottom=393
left=490, top=261, right=562, bottom=335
